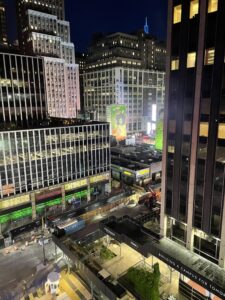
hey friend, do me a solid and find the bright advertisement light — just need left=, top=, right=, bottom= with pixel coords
left=152, top=104, right=157, bottom=122
left=147, top=122, right=151, bottom=135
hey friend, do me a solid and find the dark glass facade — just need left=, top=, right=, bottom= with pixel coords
left=0, top=53, right=46, bottom=126
left=163, top=0, right=225, bottom=265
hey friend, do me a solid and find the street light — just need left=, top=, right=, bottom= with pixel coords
left=41, top=217, right=46, bottom=265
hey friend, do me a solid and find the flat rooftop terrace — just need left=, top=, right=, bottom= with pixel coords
left=111, top=156, right=148, bottom=171
left=100, top=216, right=225, bottom=299
left=111, top=145, right=162, bottom=166
left=1, top=118, right=108, bottom=132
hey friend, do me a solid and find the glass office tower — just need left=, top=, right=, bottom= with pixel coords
left=161, top=0, right=225, bottom=268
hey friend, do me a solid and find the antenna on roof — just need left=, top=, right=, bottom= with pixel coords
left=144, top=17, right=149, bottom=34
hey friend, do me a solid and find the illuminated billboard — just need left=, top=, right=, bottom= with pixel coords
left=106, top=105, right=127, bottom=141
left=155, top=109, right=164, bottom=151
left=155, top=120, right=163, bottom=150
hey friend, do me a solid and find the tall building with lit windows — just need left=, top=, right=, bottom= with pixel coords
left=0, top=1, right=111, bottom=232
left=86, top=30, right=166, bottom=72
left=83, top=28, right=166, bottom=135
left=83, top=68, right=165, bottom=134
left=161, top=0, right=225, bottom=298
left=16, top=0, right=80, bottom=119
left=0, top=0, right=7, bottom=47
left=0, top=120, right=111, bottom=227
left=0, top=52, right=46, bottom=126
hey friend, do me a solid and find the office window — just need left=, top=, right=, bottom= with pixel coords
left=190, top=0, right=199, bottom=18
left=173, top=5, right=182, bottom=24
left=204, top=48, right=215, bottom=65
left=187, top=52, right=196, bottom=68
left=171, top=59, right=179, bottom=70
left=208, top=0, right=218, bottom=13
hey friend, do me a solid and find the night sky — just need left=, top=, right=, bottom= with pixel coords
left=6, top=0, right=167, bottom=52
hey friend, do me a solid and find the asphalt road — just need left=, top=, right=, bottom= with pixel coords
left=0, top=241, right=56, bottom=299
left=0, top=199, right=150, bottom=299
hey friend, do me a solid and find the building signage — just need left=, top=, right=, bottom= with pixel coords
left=90, top=173, right=110, bottom=184
left=36, top=188, right=61, bottom=201
left=155, top=119, right=163, bottom=151
left=106, top=104, right=127, bottom=141
left=65, top=179, right=88, bottom=191
left=136, top=169, right=150, bottom=177
left=157, top=252, right=225, bottom=299
left=123, top=171, right=133, bottom=176
left=100, top=219, right=225, bottom=299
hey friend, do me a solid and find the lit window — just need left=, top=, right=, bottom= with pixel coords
left=173, top=5, right=182, bottom=24
left=190, top=0, right=199, bottom=19
left=187, top=52, right=196, bottom=68
left=208, top=0, right=218, bottom=13
left=205, top=48, right=215, bottom=65
left=171, top=59, right=179, bottom=70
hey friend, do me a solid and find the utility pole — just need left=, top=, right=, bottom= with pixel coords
left=41, top=217, right=46, bottom=265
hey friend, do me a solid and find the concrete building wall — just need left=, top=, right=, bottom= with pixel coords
left=83, top=67, right=165, bottom=135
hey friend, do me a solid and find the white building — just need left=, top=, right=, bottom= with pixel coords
left=83, top=67, right=165, bottom=135
left=17, top=2, right=80, bottom=119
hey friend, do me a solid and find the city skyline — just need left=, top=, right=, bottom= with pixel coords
left=1, top=1, right=225, bottom=299
left=5, top=0, right=167, bottom=51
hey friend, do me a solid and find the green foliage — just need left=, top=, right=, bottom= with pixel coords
left=126, top=263, right=160, bottom=300
left=100, top=245, right=116, bottom=261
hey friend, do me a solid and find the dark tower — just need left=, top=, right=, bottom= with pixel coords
left=0, top=0, right=7, bottom=46
left=161, top=0, right=225, bottom=270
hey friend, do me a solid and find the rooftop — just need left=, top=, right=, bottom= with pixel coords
left=111, top=144, right=162, bottom=166
left=0, top=118, right=108, bottom=132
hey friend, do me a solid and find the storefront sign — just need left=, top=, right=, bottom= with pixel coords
left=100, top=221, right=225, bottom=299
left=90, top=173, right=110, bottom=184
left=0, top=194, right=30, bottom=210
left=65, top=179, right=88, bottom=191
left=36, top=188, right=61, bottom=201
left=136, top=169, right=150, bottom=177
left=123, top=171, right=133, bottom=176
left=157, top=252, right=225, bottom=299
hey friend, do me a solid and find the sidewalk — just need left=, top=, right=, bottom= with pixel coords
left=59, top=270, right=93, bottom=300
left=101, top=240, right=186, bottom=299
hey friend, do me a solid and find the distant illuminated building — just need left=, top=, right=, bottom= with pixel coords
left=75, top=52, right=87, bottom=111
left=86, top=29, right=166, bottom=71
left=16, top=0, right=80, bottom=119
left=82, top=28, right=166, bottom=135
left=0, top=52, right=46, bottom=125
left=84, top=68, right=165, bottom=134
left=0, top=0, right=110, bottom=231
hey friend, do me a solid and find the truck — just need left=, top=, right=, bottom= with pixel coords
left=54, top=218, right=85, bottom=237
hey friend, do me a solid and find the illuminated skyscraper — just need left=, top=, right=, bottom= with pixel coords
left=83, top=30, right=166, bottom=135
left=16, top=0, right=80, bottom=119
